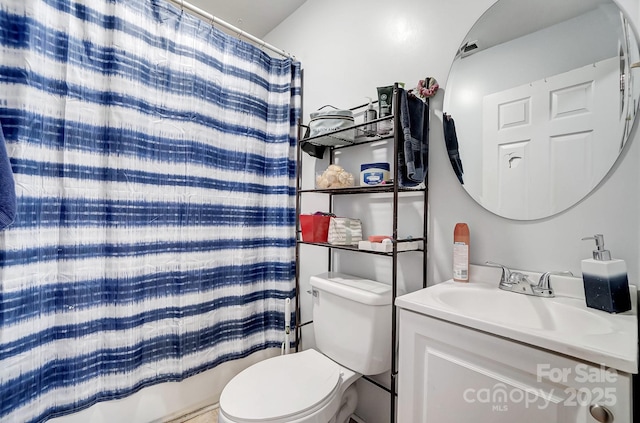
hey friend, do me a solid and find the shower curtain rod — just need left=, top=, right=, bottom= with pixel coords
left=167, top=0, right=295, bottom=59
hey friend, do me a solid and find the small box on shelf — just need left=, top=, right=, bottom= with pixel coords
left=358, top=239, right=420, bottom=253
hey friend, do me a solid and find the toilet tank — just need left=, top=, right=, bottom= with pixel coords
left=309, top=272, right=392, bottom=375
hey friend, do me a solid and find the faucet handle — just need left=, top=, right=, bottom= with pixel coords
left=485, top=261, right=512, bottom=284
left=535, top=271, right=574, bottom=297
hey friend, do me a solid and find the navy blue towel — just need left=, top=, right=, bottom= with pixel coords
left=443, top=113, right=464, bottom=184
left=0, top=126, right=16, bottom=229
left=398, top=88, right=429, bottom=187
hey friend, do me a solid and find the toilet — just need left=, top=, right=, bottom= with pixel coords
left=218, top=272, right=392, bottom=423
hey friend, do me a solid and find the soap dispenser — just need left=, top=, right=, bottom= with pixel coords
left=581, top=234, right=631, bottom=313
left=363, top=97, right=377, bottom=137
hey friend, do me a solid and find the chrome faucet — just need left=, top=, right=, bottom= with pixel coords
left=485, top=261, right=514, bottom=290
left=486, top=262, right=572, bottom=298
left=536, top=271, right=575, bottom=297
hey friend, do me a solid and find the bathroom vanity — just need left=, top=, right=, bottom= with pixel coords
left=395, top=266, right=638, bottom=422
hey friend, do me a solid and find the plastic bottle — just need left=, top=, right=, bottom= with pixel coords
left=453, top=223, right=469, bottom=282
left=377, top=85, right=393, bottom=135
left=364, top=97, right=377, bottom=137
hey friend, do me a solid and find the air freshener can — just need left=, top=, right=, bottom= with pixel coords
left=453, top=223, right=469, bottom=282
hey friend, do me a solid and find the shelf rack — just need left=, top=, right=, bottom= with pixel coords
left=294, top=85, right=428, bottom=423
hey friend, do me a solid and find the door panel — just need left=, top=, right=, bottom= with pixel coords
left=482, top=57, right=619, bottom=219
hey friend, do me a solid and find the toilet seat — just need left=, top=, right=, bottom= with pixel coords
left=219, top=350, right=343, bottom=422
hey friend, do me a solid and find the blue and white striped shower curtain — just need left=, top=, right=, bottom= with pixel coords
left=0, top=0, right=301, bottom=421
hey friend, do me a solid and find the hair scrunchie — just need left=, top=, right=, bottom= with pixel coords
left=412, top=77, right=439, bottom=101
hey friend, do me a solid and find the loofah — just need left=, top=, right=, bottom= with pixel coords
left=316, top=164, right=354, bottom=189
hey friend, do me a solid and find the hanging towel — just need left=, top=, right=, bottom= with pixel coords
left=0, top=125, right=16, bottom=229
left=443, top=113, right=464, bottom=184
left=398, top=88, right=429, bottom=187
left=300, top=129, right=328, bottom=159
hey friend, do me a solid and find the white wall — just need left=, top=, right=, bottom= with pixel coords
left=265, top=0, right=640, bottom=421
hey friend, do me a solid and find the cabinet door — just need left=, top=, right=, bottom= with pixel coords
left=397, top=309, right=630, bottom=423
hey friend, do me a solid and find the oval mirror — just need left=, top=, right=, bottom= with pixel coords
left=443, top=0, right=640, bottom=220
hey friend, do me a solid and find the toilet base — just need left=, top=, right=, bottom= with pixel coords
left=331, top=384, right=357, bottom=423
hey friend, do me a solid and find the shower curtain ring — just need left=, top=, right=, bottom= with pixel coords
left=236, top=19, right=244, bottom=39
left=180, top=0, right=184, bottom=10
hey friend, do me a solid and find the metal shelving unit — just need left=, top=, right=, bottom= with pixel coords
left=294, top=85, right=428, bottom=423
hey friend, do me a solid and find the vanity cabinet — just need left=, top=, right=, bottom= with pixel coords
left=397, top=308, right=631, bottom=422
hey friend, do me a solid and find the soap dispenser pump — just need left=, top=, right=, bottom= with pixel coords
left=581, top=234, right=631, bottom=313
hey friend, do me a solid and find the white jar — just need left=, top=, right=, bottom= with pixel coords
left=360, top=162, right=390, bottom=186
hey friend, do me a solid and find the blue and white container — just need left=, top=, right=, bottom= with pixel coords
left=360, top=162, right=390, bottom=186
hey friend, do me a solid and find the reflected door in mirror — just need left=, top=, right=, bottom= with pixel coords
left=481, top=57, right=620, bottom=219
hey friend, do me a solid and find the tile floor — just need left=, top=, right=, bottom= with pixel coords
left=184, top=411, right=218, bottom=423
left=170, top=407, right=218, bottom=423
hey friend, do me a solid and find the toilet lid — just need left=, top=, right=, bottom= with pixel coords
left=220, top=349, right=341, bottom=421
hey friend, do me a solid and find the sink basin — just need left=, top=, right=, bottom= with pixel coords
left=395, top=265, right=638, bottom=373
left=435, top=285, right=614, bottom=335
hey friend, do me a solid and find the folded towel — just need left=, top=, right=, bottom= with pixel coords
left=398, top=88, right=429, bottom=187
left=0, top=125, right=16, bottom=229
left=443, top=113, right=464, bottom=184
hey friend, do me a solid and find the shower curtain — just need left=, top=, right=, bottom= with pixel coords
left=0, top=0, right=301, bottom=422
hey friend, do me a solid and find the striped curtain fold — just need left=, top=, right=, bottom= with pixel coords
left=0, top=0, right=301, bottom=422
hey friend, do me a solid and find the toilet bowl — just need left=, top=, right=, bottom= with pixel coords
left=219, top=272, right=392, bottom=423
left=218, top=349, right=359, bottom=423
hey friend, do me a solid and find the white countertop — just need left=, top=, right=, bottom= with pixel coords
left=395, top=265, right=639, bottom=374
